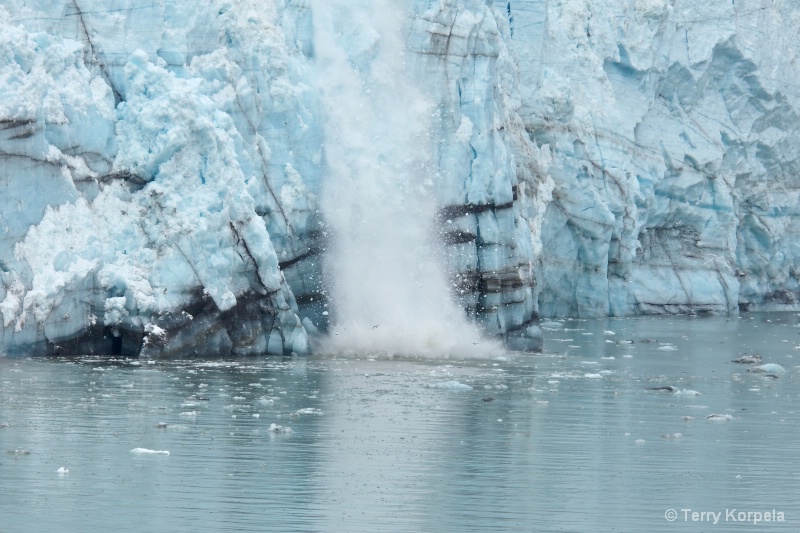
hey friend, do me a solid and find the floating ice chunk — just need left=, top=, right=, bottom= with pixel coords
left=732, top=353, right=762, bottom=364
left=56, top=467, right=69, bottom=474
left=268, top=423, right=292, bottom=434
left=427, top=380, right=472, bottom=390
left=604, top=330, right=615, bottom=336
left=675, top=389, right=701, bottom=396
left=635, top=439, right=646, bottom=445
left=252, top=414, right=260, bottom=419
left=601, top=356, right=615, bottom=360
left=706, top=414, right=733, bottom=421
left=258, top=397, right=275, bottom=406
left=657, top=345, right=678, bottom=351
left=584, top=373, right=603, bottom=378
left=682, top=416, right=695, bottom=421
left=179, top=411, right=197, bottom=417
left=130, top=448, right=170, bottom=455
left=294, top=408, right=324, bottom=416
left=660, top=433, right=683, bottom=439
left=748, top=364, right=786, bottom=374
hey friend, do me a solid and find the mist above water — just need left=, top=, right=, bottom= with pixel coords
left=311, top=0, right=498, bottom=357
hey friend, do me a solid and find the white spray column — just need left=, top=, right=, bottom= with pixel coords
left=311, top=0, right=498, bottom=357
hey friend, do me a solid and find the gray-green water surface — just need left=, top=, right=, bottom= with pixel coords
left=2, top=314, right=799, bottom=532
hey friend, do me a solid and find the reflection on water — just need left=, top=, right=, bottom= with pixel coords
left=1, top=314, right=799, bottom=532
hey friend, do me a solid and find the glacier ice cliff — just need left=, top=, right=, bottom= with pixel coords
left=1, top=0, right=800, bottom=356
left=0, top=1, right=318, bottom=356
left=504, top=0, right=800, bottom=317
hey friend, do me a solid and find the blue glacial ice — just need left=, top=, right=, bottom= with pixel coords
left=1, top=0, right=800, bottom=356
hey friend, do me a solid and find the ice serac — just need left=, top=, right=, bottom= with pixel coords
left=0, top=1, right=318, bottom=356
left=504, top=0, right=800, bottom=316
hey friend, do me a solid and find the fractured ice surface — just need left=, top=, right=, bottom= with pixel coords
left=2, top=0, right=800, bottom=357
left=503, top=0, right=800, bottom=317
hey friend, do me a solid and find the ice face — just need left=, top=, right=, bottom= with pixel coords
left=503, top=0, right=800, bottom=317
left=0, top=1, right=317, bottom=356
left=2, top=0, right=800, bottom=357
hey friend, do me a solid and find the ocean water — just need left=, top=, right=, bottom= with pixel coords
left=1, top=313, right=799, bottom=532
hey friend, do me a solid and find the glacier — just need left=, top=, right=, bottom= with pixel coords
left=1, top=0, right=800, bottom=357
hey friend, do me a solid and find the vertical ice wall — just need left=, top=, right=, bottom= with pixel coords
left=406, top=0, right=548, bottom=350
left=4, top=0, right=800, bottom=358
left=503, top=0, right=800, bottom=316
left=0, top=1, right=319, bottom=356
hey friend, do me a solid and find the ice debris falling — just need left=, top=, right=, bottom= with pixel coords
left=3, top=0, right=800, bottom=357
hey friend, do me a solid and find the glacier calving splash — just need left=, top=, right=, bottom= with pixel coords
left=1, top=0, right=800, bottom=357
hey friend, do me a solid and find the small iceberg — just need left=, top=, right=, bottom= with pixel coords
left=706, top=414, right=733, bottom=422
left=130, top=448, right=170, bottom=455
left=56, top=467, right=69, bottom=474
left=294, top=408, right=324, bottom=416
left=268, top=423, right=292, bottom=434
left=426, top=380, right=472, bottom=390
left=657, top=345, right=678, bottom=351
left=732, top=353, right=762, bottom=364
left=748, top=364, right=786, bottom=374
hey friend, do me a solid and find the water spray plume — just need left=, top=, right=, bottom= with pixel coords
left=311, top=0, right=502, bottom=358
